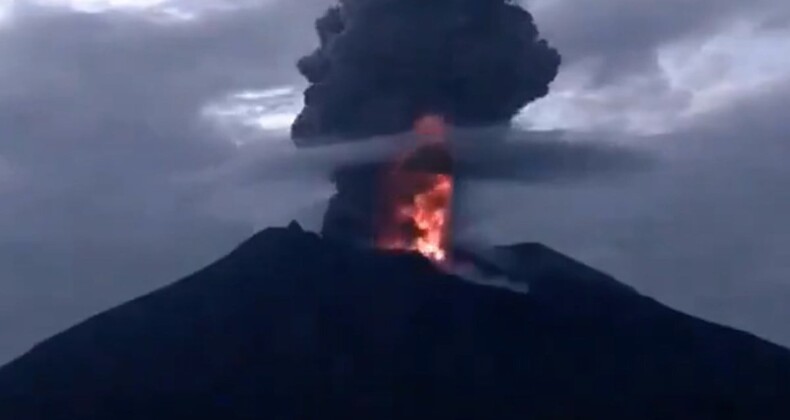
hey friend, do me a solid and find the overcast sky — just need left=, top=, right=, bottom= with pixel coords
left=1, top=0, right=789, bottom=364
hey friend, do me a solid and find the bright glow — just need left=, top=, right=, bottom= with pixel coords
left=518, top=69, right=687, bottom=136
left=202, top=86, right=302, bottom=145
left=659, top=23, right=790, bottom=118
left=233, top=87, right=296, bottom=101
left=519, top=23, right=790, bottom=135
left=0, top=1, right=14, bottom=28
left=253, top=113, right=298, bottom=131
left=32, top=0, right=169, bottom=13
left=378, top=115, right=454, bottom=264
left=28, top=0, right=198, bottom=22
left=28, top=0, right=274, bottom=19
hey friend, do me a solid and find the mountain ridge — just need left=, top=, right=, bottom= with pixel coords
left=1, top=223, right=788, bottom=419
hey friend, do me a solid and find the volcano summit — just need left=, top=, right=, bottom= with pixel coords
left=1, top=1, right=788, bottom=419
left=1, top=224, right=789, bottom=418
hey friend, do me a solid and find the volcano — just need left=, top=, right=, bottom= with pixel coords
left=2, top=3, right=787, bottom=416
left=1, top=223, right=789, bottom=419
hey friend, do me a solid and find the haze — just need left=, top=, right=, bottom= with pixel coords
left=1, top=0, right=789, bottom=364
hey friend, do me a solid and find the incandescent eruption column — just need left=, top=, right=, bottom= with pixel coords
left=290, top=0, right=561, bottom=258
left=377, top=115, right=454, bottom=262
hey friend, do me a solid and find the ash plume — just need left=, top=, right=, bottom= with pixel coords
left=291, top=0, right=562, bottom=245
left=291, top=0, right=561, bottom=143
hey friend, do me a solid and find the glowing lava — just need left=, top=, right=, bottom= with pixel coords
left=378, top=115, right=454, bottom=263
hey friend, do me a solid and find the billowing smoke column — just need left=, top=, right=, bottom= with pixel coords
left=292, top=0, right=561, bottom=248
left=293, top=0, right=561, bottom=142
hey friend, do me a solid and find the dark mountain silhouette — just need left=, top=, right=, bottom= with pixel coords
left=1, top=223, right=789, bottom=419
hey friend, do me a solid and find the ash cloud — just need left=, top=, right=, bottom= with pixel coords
left=291, top=0, right=561, bottom=142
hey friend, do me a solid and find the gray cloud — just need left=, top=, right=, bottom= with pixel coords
left=0, top=2, right=329, bottom=364
left=1, top=0, right=789, bottom=366
left=531, top=0, right=790, bottom=85
left=462, top=81, right=790, bottom=346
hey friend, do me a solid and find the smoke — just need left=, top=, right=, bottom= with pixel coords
left=291, top=0, right=561, bottom=143
left=289, top=0, right=563, bottom=245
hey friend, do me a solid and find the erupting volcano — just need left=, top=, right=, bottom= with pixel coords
left=292, top=0, right=562, bottom=253
left=378, top=116, right=454, bottom=262
left=2, top=2, right=790, bottom=419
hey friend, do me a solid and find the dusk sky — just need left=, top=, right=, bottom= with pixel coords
left=1, top=0, right=789, bottom=364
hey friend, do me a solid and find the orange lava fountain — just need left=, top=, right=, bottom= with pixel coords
left=377, top=115, right=454, bottom=263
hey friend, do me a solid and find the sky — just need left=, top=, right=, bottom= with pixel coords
left=0, top=0, right=789, bottom=364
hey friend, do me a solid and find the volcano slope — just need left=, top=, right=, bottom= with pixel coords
left=1, top=223, right=789, bottom=419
